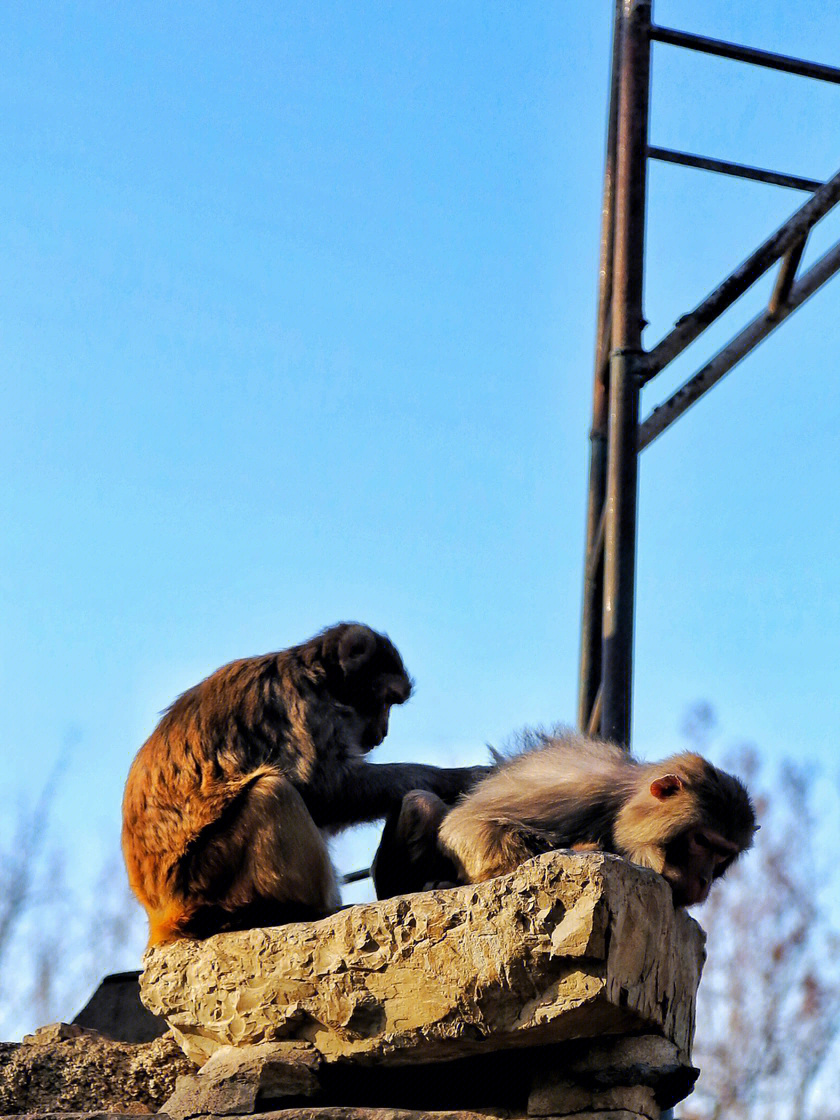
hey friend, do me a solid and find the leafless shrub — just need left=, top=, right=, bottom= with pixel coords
left=0, top=765, right=145, bottom=1040
left=680, top=705, right=840, bottom=1120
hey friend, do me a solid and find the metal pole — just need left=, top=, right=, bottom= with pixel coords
left=601, top=0, right=651, bottom=747
left=578, top=0, right=623, bottom=734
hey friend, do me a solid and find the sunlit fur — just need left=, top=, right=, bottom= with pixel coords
left=438, top=730, right=756, bottom=901
left=123, top=622, right=484, bottom=946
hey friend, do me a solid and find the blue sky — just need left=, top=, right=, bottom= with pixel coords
left=2, top=1, right=839, bottom=921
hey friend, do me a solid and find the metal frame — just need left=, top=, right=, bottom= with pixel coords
left=578, top=0, right=840, bottom=747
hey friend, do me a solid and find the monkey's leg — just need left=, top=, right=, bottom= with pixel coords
left=372, top=790, right=457, bottom=899
left=437, top=803, right=537, bottom=884
left=158, top=774, right=341, bottom=943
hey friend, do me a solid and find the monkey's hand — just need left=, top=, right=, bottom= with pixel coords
left=372, top=790, right=459, bottom=900
left=420, top=764, right=493, bottom=804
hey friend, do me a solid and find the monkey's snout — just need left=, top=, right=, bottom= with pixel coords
left=362, top=723, right=388, bottom=750
left=681, top=877, right=711, bottom=907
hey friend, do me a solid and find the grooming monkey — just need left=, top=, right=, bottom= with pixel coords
left=122, top=623, right=487, bottom=945
left=372, top=731, right=756, bottom=907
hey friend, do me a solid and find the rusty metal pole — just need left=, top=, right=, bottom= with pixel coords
left=601, top=0, right=651, bottom=747
left=578, top=0, right=623, bottom=735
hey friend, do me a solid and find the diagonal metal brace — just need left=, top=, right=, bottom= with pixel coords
left=639, top=238, right=840, bottom=448
left=642, top=163, right=840, bottom=382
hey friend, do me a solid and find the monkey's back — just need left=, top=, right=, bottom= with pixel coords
left=121, top=649, right=320, bottom=912
left=451, top=733, right=634, bottom=828
left=438, top=733, right=635, bottom=882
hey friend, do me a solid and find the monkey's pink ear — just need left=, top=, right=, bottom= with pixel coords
left=650, top=774, right=683, bottom=799
left=337, top=625, right=377, bottom=674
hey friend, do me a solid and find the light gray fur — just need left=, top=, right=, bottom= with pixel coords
left=437, top=730, right=756, bottom=893
left=438, top=731, right=635, bottom=882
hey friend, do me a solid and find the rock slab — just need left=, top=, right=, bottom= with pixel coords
left=0, top=1024, right=195, bottom=1115
left=141, top=852, right=705, bottom=1069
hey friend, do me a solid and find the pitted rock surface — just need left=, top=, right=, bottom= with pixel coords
left=0, top=1025, right=195, bottom=1114
left=141, top=852, right=704, bottom=1068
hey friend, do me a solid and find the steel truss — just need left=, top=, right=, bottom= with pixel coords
left=578, top=0, right=840, bottom=747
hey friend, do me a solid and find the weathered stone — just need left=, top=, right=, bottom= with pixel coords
left=0, top=1027, right=195, bottom=1115
left=556, top=1035, right=683, bottom=1078
left=20, top=1024, right=98, bottom=1046
left=162, top=1072, right=255, bottom=1119
left=240, top=1112, right=524, bottom=1120
left=162, top=1042, right=321, bottom=1119
left=527, top=1079, right=659, bottom=1118
left=141, top=853, right=704, bottom=1069
left=529, top=1035, right=698, bottom=1112
left=2, top=1114, right=148, bottom=1119
left=2, top=1114, right=519, bottom=1120
left=236, top=1112, right=523, bottom=1120
left=1, top=1114, right=157, bottom=1119
left=556, top=1113, right=649, bottom=1120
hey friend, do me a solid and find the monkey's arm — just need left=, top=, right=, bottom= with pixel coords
left=309, top=762, right=491, bottom=832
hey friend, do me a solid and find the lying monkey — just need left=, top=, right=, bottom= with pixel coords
left=372, top=731, right=757, bottom=907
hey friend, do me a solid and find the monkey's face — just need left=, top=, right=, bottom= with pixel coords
left=642, top=759, right=755, bottom=906
left=661, top=826, right=742, bottom=906
left=321, top=624, right=413, bottom=752
left=358, top=675, right=413, bottom=750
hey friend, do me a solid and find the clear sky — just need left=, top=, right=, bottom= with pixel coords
left=2, top=1, right=839, bottom=929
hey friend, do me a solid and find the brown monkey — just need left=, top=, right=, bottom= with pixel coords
left=373, top=731, right=756, bottom=908
left=122, top=623, right=487, bottom=945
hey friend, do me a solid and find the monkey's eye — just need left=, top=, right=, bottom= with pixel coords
left=693, top=830, right=740, bottom=877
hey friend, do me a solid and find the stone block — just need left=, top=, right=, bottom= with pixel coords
left=161, top=1041, right=320, bottom=1119
left=140, top=852, right=704, bottom=1069
left=0, top=1026, right=195, bottom=1115
left=527, top=1078, right=659, bottom=1118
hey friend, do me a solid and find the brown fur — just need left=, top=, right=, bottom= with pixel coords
left=436, top=731, right=756, bottom=906
left=122, top=623, right=486, bottom=944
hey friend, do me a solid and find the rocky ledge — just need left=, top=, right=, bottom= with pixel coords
left=0, top=1023, right=195, bottom=1115
left=3, top=854, right=706, bottom=1119
left=141, top=852, right=705, bottom=1070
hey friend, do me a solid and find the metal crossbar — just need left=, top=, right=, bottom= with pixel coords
left=649, top=24, right=840, bottom=85
left=648, top=147, right=822, bottom=194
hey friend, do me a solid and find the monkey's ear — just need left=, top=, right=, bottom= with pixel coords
left=337, top=625, right=378, bottom=675
left=650, top=774, right=683, bottom=800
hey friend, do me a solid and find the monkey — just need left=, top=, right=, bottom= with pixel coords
left=122, top=622, right=488, bottom=945
left=372, top=731, right=756, bottom=908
